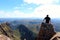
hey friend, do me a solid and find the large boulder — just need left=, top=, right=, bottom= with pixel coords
left=37, top=22, right=56, bottom=40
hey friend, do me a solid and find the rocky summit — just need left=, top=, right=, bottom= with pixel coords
left=37, top=22, right=56, bottom=40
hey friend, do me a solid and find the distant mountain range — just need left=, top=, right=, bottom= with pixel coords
left=0, top=18, right=60, bottom=32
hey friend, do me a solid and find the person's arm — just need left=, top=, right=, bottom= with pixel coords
left=49, top=18, right=51, bottom=24
left=43, top=18, right=46, bottom=23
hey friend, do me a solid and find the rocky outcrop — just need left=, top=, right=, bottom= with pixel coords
left=0, top=23, right=13, bottom=38
left=37, top=22, right=56, bottom=40
left=0, top=22, right=20, bottom=40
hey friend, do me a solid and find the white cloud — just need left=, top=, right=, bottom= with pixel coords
left=0, top=10, right=35, bottom=18
left=0, top=11, right=13, bottom=18
left=24, top=0, right=59, bottom=5
left=14, top=7, right=21, bottom=9
left=0, top=11, right=4, bottom=13
left=32, top=5, right=60, bottom=18
left=0, top=5, right=60, bottom=18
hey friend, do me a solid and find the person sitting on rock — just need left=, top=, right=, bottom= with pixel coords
left=43, top=15, right=51, bottom=23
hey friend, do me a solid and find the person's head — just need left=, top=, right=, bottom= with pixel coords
left=46, top=15, right=49, bottom=17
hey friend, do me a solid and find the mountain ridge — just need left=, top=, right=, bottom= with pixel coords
left=0, top=22, right=21, bottom=40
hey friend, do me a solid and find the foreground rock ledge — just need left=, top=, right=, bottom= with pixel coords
left=0, top=34, right=12, bottom=40
left=37, top=23, right=56, bottom=40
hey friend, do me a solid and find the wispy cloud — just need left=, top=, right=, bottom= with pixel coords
left=23, top=0, right=59, bottom=5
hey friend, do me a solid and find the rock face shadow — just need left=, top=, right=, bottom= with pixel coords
left=17, top=24, right=35, bottom=40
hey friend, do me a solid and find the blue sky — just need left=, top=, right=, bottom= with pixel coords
left=0, top=0, right=38, bottom=12
left=0, top=0, right=60, bottom=18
